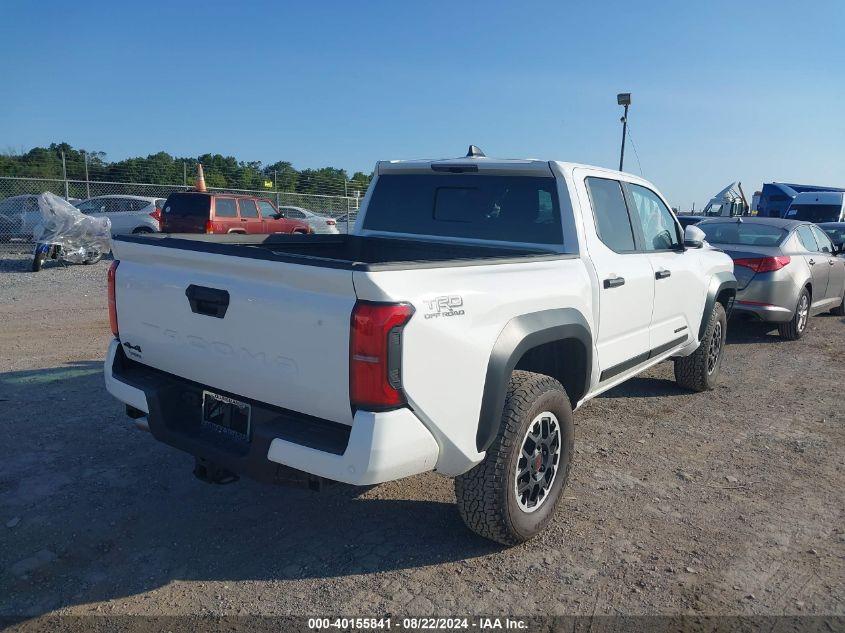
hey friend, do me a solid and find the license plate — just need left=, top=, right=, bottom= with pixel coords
left=201, top=391, right=251, bottom=441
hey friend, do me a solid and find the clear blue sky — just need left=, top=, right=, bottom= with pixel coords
left=1, top=0, right=843, bottom=208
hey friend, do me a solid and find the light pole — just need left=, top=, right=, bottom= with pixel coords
left=617, top=92, right=631, bottom=172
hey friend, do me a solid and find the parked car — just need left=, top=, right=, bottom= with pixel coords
left=104, top=148, right=736, bottom=545
left=0, top=194, right=42, bottom=240
left=819, top=222, right=845, bottom=254
left=278, top=206, right=339, bottom=234
left=160, top=192, right=311, bottom=235
left=677, top=215, right=703, bottom=229
left=74, top=195, right=165, bottom=235
left=0, top=212, right=18, bottom=241
left=784, top=191, right=845, bottom=223
left=697, top=217, right=845, bottom=338
left=335, top=212, right=356, bottom=234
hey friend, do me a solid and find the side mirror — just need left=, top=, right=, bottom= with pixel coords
left=834, top=242, right=845, bottom=255
left=684, top=224, right=706, bottom=248
left=275, top=211, right=286, bottom=219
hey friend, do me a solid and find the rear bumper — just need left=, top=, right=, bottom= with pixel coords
left=103, top=339, right=439, bottom=486
left=732, top=301, right=793, bottom=323
left=731, top=277, right=797, bottom=323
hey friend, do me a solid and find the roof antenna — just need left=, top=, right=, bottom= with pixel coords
left=466, top=145, right=486, bottom=158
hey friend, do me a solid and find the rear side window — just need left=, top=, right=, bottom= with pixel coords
left=163, top=193, right=211, bottom=217
left=363, top=174, right=563, bottom=245
left=810, top=225, right=833, bottom=253
left=215, top=198, right=237, bottom=218
left=238, top=199, right=259, bottom=218
left=795, top=225, right=819, bottom=251
left=585, top=177, right=636, bottom=252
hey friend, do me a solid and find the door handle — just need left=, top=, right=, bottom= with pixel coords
left=808, top=259, right=815, bottom=266
left=603, top=277, right=625, bottom=289
left=830, top=259, right=836, bottom=265
left=655, top=269, right=672, bottom=280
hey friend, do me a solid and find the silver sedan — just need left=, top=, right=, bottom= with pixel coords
left=278, top=206, right=340, bottom=234
left=697, top=217, right=845, bottom=339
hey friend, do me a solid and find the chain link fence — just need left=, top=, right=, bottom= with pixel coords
left=0, top=176, right=361, bottom=252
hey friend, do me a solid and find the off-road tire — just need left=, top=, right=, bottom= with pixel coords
left=830, top=289, right=845, bottom=316
left=454, top=370, right=574, bottom=545
left=778, top=288, right=810, bottom=340
left=674, top=302, right=727, bottom=392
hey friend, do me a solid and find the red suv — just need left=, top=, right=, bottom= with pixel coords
left=160, top=192, right=312, bottom=235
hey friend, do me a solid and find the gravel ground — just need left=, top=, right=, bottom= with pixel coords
left=0, top=252, right=843, bottom=621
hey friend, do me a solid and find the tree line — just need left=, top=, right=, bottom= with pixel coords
left=0, top=143, right=372, bottom=197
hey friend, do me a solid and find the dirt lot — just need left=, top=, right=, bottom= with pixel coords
left=0, top=252, right=843, bottom=621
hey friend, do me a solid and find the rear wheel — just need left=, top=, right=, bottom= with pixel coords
left=831, top=288, right=845, bottom=316
left=674, top=302, right=727, bottom=392
left=778, top=288, right=810, bottom=340
left=454, top=370, right=574, bottom=545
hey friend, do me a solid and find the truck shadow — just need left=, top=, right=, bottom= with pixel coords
left=0, top=362, right=499, bottom=619
left=600, top=376, right=687, bottom=399
left=725, top=319, right=786, bottom=344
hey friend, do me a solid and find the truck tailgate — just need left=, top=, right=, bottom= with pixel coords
left=111, top=239, right=356, bottom=425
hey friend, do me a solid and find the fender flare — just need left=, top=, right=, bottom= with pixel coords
left=699, top=271, right=737, bottom=340
left=476, top=308, right=592, bottom=453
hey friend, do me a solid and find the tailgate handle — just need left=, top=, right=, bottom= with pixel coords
left=185, top=285, right=230, bottom=318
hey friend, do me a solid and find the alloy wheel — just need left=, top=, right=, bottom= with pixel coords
left=797, top=294, right=809, bottom=332
left=514, top=412, right=561, bottom=513
left=707, top=320, right=723, bottom=375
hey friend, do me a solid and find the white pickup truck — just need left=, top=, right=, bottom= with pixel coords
left=104, top=148, right=736, bottom=544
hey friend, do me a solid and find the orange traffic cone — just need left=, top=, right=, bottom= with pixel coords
left=196, top=163, right=207, bottom=192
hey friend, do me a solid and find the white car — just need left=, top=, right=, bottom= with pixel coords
left=75, top=195, right=165, bottom=235
left=104, top=148, right=736, bottom=544
left=0, top=194, right=42, bottom=240
left=278, top=206, right=339, bottom=234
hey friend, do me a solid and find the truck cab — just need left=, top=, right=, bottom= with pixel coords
left=784, top=191, right=845, bottom=223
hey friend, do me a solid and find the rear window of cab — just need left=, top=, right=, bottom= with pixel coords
left=363, top=174, right=563, bottom=245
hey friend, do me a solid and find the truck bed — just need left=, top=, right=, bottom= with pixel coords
left=114, top=233, right=567, bottom=271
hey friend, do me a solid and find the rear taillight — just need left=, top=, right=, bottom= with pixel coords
left=205, top=220, right=214, bottom=234
left=350, top=301, right=414, bottom=410
left=149, top=209, right=162, bottom=228
left=108, top=260, right=120, bottom=337
left=733, top=256, right=791, bottom=273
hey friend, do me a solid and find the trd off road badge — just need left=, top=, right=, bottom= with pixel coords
left=423, top=295, right=465, bottom=319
